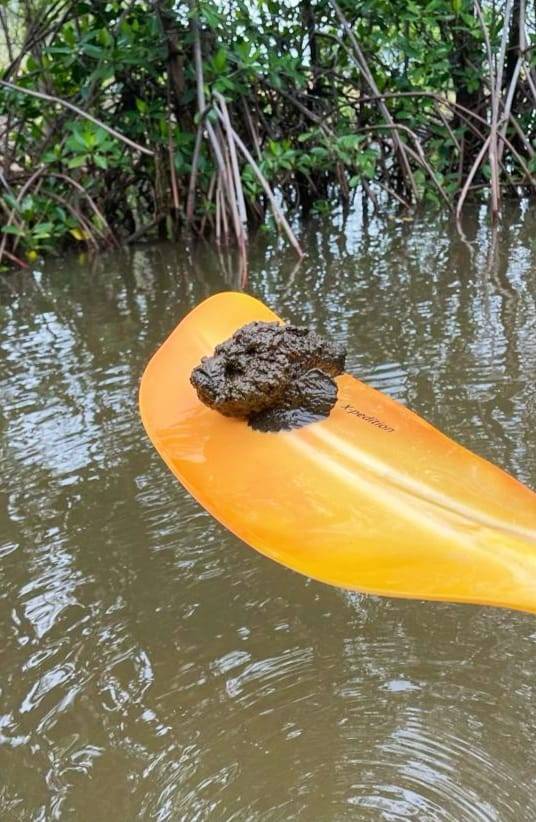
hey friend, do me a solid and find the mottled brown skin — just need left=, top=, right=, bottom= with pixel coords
left=190, top=321, right=346, bottom=431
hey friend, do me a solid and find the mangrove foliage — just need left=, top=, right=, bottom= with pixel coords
left=1, top=0, right=536, bottom=267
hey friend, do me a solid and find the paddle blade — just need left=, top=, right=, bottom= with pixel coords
left=139, top=292, right=536, bottom=613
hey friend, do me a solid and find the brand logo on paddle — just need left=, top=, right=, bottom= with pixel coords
left=342, top=403, right=395, bottom=433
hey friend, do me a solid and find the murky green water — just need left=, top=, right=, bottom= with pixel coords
left=1, top=205, right=535, bottom=821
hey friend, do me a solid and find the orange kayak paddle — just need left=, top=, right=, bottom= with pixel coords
left=139, top=292, right=536, bottom=614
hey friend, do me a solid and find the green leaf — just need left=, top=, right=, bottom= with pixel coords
left=94, top=154, right=108, bottom=169
left=67, top=155, right=88, bottom=169
left=93, top=127, right=109, bottom=146
left=66, top=130, right=89, bottom=152
left=337, top=134, right=363, bottom=150
left=46, top=46, right=73, bottom=56
left=32, top=222, right=53, bottom=239
left=311, top=147, right=329, bottom=158
left=213, top=48, right=227, bottom=73
left=3, top=194, right=18, bottom=210
left=1, top=225, right=24, bottom=236
left=81, top=43, right=104, bottom=59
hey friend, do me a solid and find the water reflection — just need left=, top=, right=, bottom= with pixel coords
left=0, top=205, right=535, bottom=819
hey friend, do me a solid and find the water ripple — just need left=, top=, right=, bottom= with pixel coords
left=1, top=212, right=535, bottom=819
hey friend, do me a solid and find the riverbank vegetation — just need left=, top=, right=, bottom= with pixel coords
left=1, top=0, right=536, bottom=268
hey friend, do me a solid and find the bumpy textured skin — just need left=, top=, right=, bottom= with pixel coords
left=190, top=321, right=346, bottom=431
